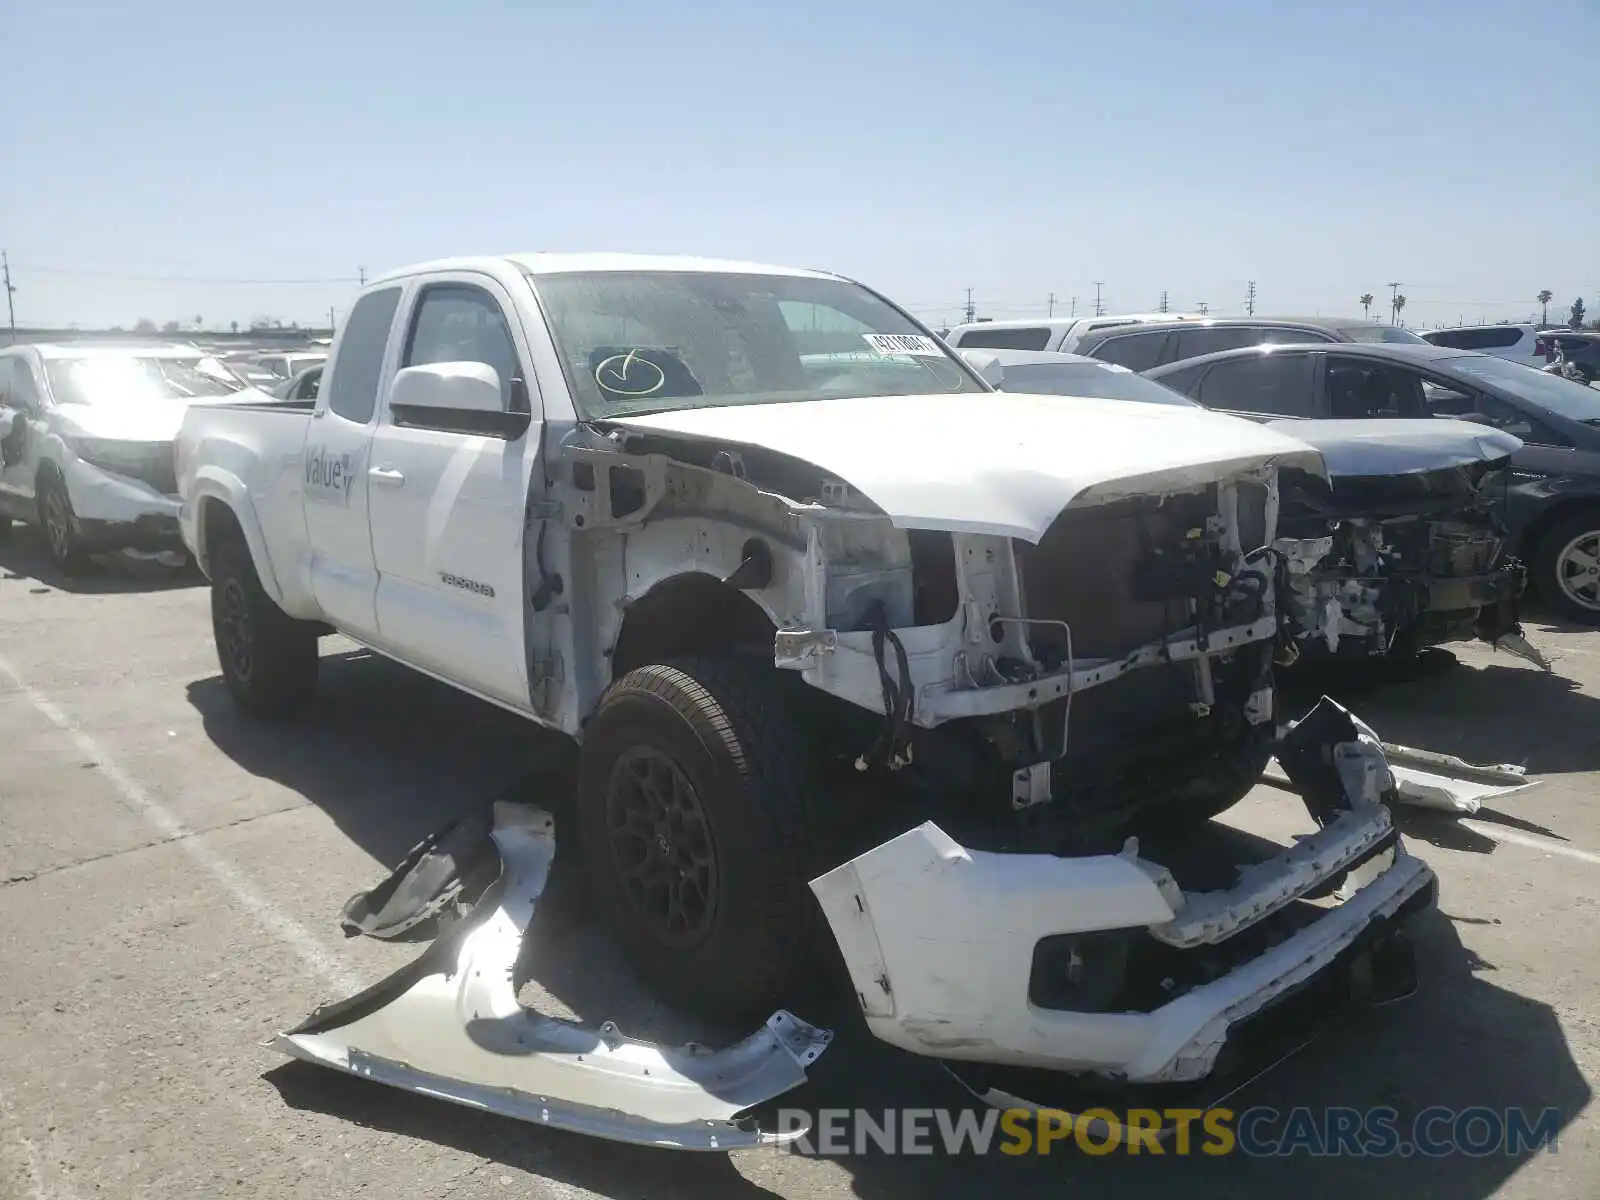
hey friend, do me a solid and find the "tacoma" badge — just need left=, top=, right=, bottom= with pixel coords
left=439, top=572, right=496, bottom=598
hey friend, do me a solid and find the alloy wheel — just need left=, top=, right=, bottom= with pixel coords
left=603, top=744, right=719, bottom=948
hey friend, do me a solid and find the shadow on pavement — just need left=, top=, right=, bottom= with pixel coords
left=0, top=522, right=201, bottom=595
left=194, top=646, right=1588, bottom=1199
left=262, top=905, right=1589, bottom=1200
left=186, top=648, right=569, bottom=868
left=1286, top=655, right=1600, bottom=777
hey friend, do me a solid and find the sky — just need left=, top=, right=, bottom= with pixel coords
left=4, top=0, right=1596, bottom=333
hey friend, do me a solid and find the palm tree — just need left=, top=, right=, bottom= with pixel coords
left=1538, top=289, right=1553, bottom=326
left=1393, top=294, right=1407, bottom=326
left=1360, top=293, right=1374, bottom=319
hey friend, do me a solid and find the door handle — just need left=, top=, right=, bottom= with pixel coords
left=369, top=467, right=406, bottom=487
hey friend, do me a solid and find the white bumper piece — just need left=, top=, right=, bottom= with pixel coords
left=1263, top=711, right=1540, bottom=816
left=811, top=820, right=1431, bottom=1084
left=810, top=700, right=1442, bottom=1085
left=275, top=803, right=831, bottom=1150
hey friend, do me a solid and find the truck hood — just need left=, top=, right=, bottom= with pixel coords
left=51, top=388, right=275, bottom=443
left=606, top=392, right=1327, bottom=542
left=1261, top=419, right=1522, bottom=478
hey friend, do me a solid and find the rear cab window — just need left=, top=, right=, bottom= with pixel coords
left=325, top=287, right=403, bottom=423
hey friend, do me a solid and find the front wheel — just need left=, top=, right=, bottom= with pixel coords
left=36, top=470, right=90, bottom=575
left=209, top=532, right=319, bottom=717
left=576, top=656, right=822, bottom=1022
left=1533, top=513, right=1600, bottom=624
left=1152, top=728, right=1277, bottom=826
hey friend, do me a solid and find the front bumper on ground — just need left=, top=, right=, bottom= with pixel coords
left=274, top=803, right=831, bottom=1150
left=811, top=819, right=1433, bottom=1085
left=808, top=699, right=1467, bottom=1086
left=63, top=457, right=182, bottom=552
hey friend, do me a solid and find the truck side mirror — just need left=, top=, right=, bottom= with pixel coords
left=388, top=362, right=531, bottom=440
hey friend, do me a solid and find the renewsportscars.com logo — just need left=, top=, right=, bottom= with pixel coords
left=772, top=1105, right=1564, bottom=1158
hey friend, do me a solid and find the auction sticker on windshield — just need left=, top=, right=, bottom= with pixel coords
left=862, top=333, right=946, bottom=357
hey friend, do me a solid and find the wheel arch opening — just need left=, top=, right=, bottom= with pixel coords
left=610, top=573, right=780, bottom=681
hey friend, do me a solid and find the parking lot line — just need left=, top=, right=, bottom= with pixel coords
left=0, top=652, right=360, bottom=995
left=1458, top=819, right=1600, bottom=865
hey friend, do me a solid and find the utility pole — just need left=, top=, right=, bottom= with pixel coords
left=328, top=306, right=336, bottom=332
left=1158, top=290, right=1169, bottom=314
left=1092, top=282, right=1105, bottom=318
left=1245, top=280, right=1257, bottom=317
left=1048, top=292, right=1056, bottom=318
left=1387, top=281, right=1403, bottom=325
left=1197, top=300, right=1209, bottom=316
left=2, top=251, right=15, bottom=341
left=963, top=288, right=975, bottom=324
left=1070, top=296, right=1077, bottom=318
left=358, top=265, right=367, bottom=287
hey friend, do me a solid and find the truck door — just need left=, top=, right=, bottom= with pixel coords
left=367, top=276, right=539, bottom=709
left=302, top=285, right=402, bottom=639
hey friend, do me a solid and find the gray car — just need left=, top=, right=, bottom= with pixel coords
left=1145, top=341, right=1600, bottom=623
left=962, top=347, right=1537, bottom=666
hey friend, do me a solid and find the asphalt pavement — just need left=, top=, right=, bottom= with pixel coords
left=1, top=526, right=1596, bottom=1200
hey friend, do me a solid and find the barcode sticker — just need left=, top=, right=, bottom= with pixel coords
left=862, top=333, right=946, bottom=357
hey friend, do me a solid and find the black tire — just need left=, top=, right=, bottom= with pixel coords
left=1154, top=729, right=1277, bottom=825
left=577, top=655, right=822, bottom=1022
left=209, top=529, right=319, bottom=717
left=35, top=469, right=90, bottom=575
left=1532, top=511, right=1600, bottom=624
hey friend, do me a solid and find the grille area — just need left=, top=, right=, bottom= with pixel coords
left=79, top=441, right=179, bottom=496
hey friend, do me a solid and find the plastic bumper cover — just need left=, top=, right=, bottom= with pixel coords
left=811, top=813, right=1435, bottom=1085
left=63, top=456, right=182, bottom=549
left=275, top=804, right=831, bottom=1150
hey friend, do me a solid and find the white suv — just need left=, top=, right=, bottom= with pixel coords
left=1420, top=323, right=1543, bottom=367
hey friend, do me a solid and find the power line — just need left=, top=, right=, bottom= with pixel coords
left=1158, top=289, right=1169, bottom=314
left=1245, top=280, right=1257, bottom=316
left=1092, top=282, right=1105, bottom=318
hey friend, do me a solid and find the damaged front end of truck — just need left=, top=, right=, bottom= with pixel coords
left=270, top=395, right=1525, bottom=1149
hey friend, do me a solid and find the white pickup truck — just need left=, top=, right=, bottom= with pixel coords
left=177, top=253, right=1459, bottom=1145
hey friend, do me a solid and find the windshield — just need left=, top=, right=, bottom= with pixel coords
left=996, top=361, right=1199, bottom=407
left=1442, top=353, right=1600, bottom=422
left=45, top=355, right=248, bottom=405
left=1337, top=325, right=1430, bottom=345
left=526, top=270, right=987, bottom=418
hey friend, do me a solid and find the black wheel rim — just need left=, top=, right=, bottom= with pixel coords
left=604, top=744, right=719, bottom=948
left=218, top=577, right=254, bottom=682
left=43, top=485, right=72, bottom=561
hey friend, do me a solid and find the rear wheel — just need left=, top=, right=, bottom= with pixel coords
left=209, top=530, right=319, bottom=717
left=1533, top=512, right=1600, bottom=625
left=36, top=469, right=89, bottom=575
left=577, top=655, right=822, bottom=1022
